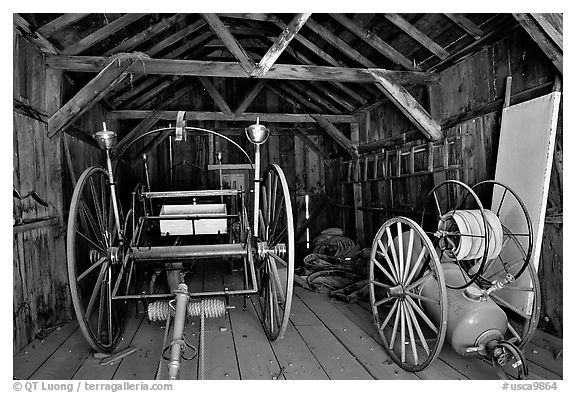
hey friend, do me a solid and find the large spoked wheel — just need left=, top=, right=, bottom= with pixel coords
left=67, top=166, right=126, bottom=352
left=469, top=180, right=539, bottom=348
left=421, top=180, right=489, bottom=289
left=369, top=217, right=448, bottom=372
left=257, top=164, right=295, bottom=341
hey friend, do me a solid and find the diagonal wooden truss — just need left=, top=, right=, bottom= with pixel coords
left=16, top=12, right=503, bottom=157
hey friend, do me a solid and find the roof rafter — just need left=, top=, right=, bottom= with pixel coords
left=383, top=14, right=449, bottom=59
left=201, top=13, right=255, bottom=73
left=369, top=69, right=442, bottom=141
left=328, top=14, right=419, bottom=70
left=513, top=13, right=562, bottom=74
left=37, top=13, right=90, bottom=38
left=62, top=13, right=147, bottom=55
left=444, top=13, right=484, bottom=40
left=48, top=55, right=137, bottom=137
left=251, top=13, right=311, bottom=76
left=104, top=14, right=181, bottom=56
left=310, top=114, right=358, bottom=158
left=13, top=14, right=60, bottom=54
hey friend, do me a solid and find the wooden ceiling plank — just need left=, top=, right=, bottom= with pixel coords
left=198, top=76, right=234, bottom=118
left=276, top=83, right=325, bottom=113
left=218, top=14, right=279, bottom=23
left=265, top=83, right=311, bottom=112
left=62, top=13, right=147, bottom=55
left=444, top=13, right=484, bottom=40
left=146, top=19, right=206, bottom=56
left=383, top=14, right=449, bottom=60
left=368, top=69, right=442, bottom=141
left=252, top=13, right=311, bottom=77
left=328, top=14, right=419, bottom=70
left=129, top=77, right=178, bottom=109
left=46, top=56, right=439, bottom=84
left=513, top=14, right=562, bottom=74
left=281, top=43, right=365, bottom=106
left=309, top=81, right=356, bottom=112
left=288, top=81, right=343, bottom=113
left=110, top=110, right=356, bottom=123
left=111, top=77, right=159, bottom=107
left=201, top=13, right=255, bottom=74
left=305, top=17, right=378, bottom=68
left=48, top=56, right=136, bottom=137
left=235, top=80, right=267, bottom=117
left=293, top=128, right=331, bottom=160
left=111, top=31, right=212, bottom=106
left=104, top=14, right=181, bottom=56
left=531, top=13, right=563, bottom=50
left=13, top=14, right=60, bottom=54
left=37, top=13, right=91, bottom=38
left=310, top=114, right=358, bottom=158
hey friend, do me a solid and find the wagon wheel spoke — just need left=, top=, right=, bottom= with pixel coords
left=378, top=299, right=399, bottom=331
left=67, top=167, right=126, bottom=353
left=404, top=300, right=430, bottom=356
left=258, top=165, right=294, bottom=341
left=77, top=256, right=107, bottom=282
left=406, top=291, right=440, bottom=305
left=405, top=296, right=438, bottom=334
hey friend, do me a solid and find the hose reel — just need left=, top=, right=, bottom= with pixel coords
left=368, top=180, right=538, bottom=379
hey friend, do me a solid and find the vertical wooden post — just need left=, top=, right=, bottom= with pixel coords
left=350, top=123, right=364, bottom=246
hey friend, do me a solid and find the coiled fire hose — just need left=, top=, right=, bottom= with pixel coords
left=149, top=296, right=226, bottom=380
left=438, top=209, right=504, bottom=261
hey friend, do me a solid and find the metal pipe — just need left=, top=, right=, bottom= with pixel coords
left=105, top=149, right=123, bottom=240
left=143, top=154, right=151, bottom=191
left=217, top=152, right=224, bottom=204
left=168, top=136, right=174, bottom=188
left=142, top=189, right=242, bottom=198
left=112, top=287, right=258, bottom=301
left=253, top=143, right=261, bottom=236
left=131, top=243, right=247, bottom=261
left=167, top=284, right=190, bottom=380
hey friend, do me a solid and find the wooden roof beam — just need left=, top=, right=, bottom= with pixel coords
left=110, top=110, right=357, bottom=123
left=265, top=84, right=315, bottom=112
left=128, top=77, right=178, bottom=109
left=513, top=13, right=562, bottom=74
left=46, top=56, right=439, bottom=84
left=369, top=69, right=442, bottom=141
left=198, top=76, right=234, bottom=118
left=444, top=14, right=484, bottom=40
left=104, top=14, right=181, bottom=56
left=109, top=31, right=213, bottom=105
left=383, top=14, right=449, bottom=60
left=37, top=13, right=90, bottom=38
left=328, top=14, right=419, bottom=70
left=531, top=13, right=563, bottom=50
left=235, top=80, right=267, bottom=117
left=62, top=13, right=147, bottom=55
left=13, top=14, right=60, bottom=54
left=146, top=18, right=206, bottom=56
left=201, top=13, right=255, bottom=74
left=287, top=81, right=344, bottom=114
left=48, top=55, right=137, bottom=137
left=279, top=43, right=367, bottom=106
left=310, top=114, right=358, bottom=158
left=274, top=83, right=325, bottom=113
left=251, top=13, right=311, bottom=77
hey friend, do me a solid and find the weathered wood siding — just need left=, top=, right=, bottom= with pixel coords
left=335, top=29, right=562, bottom=335
left=13, top=32, right=70, bottom=353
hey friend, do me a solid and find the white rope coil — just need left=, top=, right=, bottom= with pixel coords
left=439, top=209, right=503, bottom=260
left=148, top=298, right=226, bottom=321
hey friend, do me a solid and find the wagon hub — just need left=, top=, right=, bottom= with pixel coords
left=256, top=241, right=287, bottom=259
left=388, top=284, right=406, bottom=298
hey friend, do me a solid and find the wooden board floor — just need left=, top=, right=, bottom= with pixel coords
left=14, top=261, right=563, bottom=380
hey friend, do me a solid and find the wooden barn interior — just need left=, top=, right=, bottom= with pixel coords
left=13, top=13, right=563, bottom=381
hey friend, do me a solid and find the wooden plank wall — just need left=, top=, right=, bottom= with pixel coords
left=334, top=28, right=561, bottom=336
left=13, top=32, right=71, bottom=353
